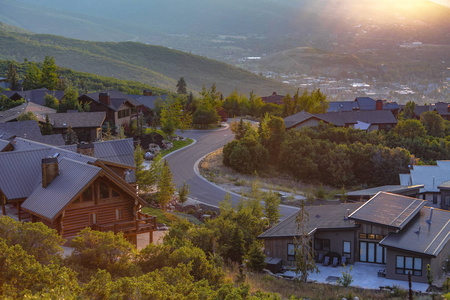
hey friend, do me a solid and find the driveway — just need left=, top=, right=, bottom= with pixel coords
left=165, top=123, right=299, bottom=220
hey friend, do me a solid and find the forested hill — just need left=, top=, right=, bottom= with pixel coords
left=0, top=24, right=291, bottom=95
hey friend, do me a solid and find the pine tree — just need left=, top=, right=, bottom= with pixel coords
left=227, top=225, right=246, bottom=264
left=103, top=123, right=113, bottom=141
left=134, top=144, right=156, bottom=194
left=41, top=56, right=58, bottom=90
left=6, top=62, right=20, bottom=90
left=178, top=180, right=190, bottom=204
left=294, top=200, right=319, bottom=283
left=176, top=77, right=187, bottom=94
left=264, top=190, right=281, bottom=226
left=117, top=124, right=126, bottom=139
left=157, top=160, right=175, bottom=211
left=22, top=62, right=42, bottom=90
left=44, top=94, right=59, bottom=110
left=64, top=126, right=78, bottom=145
left=245, top=241, right=266, bottom=272
left=40, top=114, right=53, bottom=135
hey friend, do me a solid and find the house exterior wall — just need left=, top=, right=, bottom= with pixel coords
left=439, top=189, right=450, bottom=210
left=79, top=96, right=115, bottom=125
left=263, top=238, right=294, bottom=266
left=115, top=103, right=134, bottom=127
left=355, top=222, right=393, bottom=264
left=52, top=127, right=101, bottom=143
left=423, top=192, right=441, bottom=208
left=430, top=239, right=450, bottom=281
left=313, top=229, right=357, bottom=264
left=385, top=248, right=431, bottom=283
left=56, top=177, right=135, bottom=238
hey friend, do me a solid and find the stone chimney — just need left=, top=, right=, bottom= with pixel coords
left=77, top=143, right=95, bottom=157
left=376, top=99, right=383, bottom=111
left=143, top=90, right=153, bottom=96
left=272, top=92, right=277, bottom=95
left=99, top=92, right=110, bottom=106
left=42, top=157, right=59, bottom=188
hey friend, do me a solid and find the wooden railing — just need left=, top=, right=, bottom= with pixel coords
left=95, top=212, right=157, bottom=235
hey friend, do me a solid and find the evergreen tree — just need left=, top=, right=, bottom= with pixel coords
left=41, top=56, right=58, bottom=90
left=6, top=62, right=20, bottom=90
left=294, top=201, right=319, bottom=283
left=264, top=190, right=281, bottom=226
left=59, top=86, right=80, bottom=112
left=157, top=160, right=175, bottom=210
left=103, top=123, right=113, bottom=141
left=176, top=77, right=187, bottom=94
left=227, top=225, right=245, bottom=264
left=117, top=124, right=126, bottom=139
left=64, top=126, right=78, bottom=145
left=245, top=241, right=266, bottom=272
left=40, top=114, right=53, bottom=135
left=17, top=111, right=38, bottom=121
left=134, top=144, right=156, bottom=194
left=22, top=62, right=42, bottom=90
left=178, top=180, right=190, bottom=204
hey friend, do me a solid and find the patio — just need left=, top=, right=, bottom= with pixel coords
left=277, top=262, right=429, bottom=293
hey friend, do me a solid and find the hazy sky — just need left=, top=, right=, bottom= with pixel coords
left=432, top=0, right=450, bottom=7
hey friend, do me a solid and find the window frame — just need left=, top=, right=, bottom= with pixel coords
left=395, top=255, right=422, bottom=276
left=343, top=241, right=351, bottom=258
left=287, top=243, right=296, bottom=261
left=314, top=238, right=330, bottom=251
left=89, top=212, right=98, bottom=225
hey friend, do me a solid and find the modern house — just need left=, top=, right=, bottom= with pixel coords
left=0, top=137, right=154, bottom=244
left=78, top=90, right=143, bottom=127
left=47, top=111, right=106, bottom=142
left=1, top=88, right=65, bottom=106
left=400, top=161, right=450, bottom=210
left=284, top=110, right=397, bottom=132
left=259, top=192, right=450, bottom=283
left=0, top=102, right=56, bottom=123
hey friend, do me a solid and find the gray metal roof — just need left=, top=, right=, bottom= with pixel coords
left=328, top=101, right=358, bottom=112
left=410, top=165, right=450, bottom=193
left=81, top=90, right=141, bottom=111
left=0, top=102, right=56, bottom=123
left=315, top=110, right=397, bottom=127
left=0, top=121, right=64, bottom=146
left=1, top=88, right=65, bottom=106
left=21, top=158, right=101, bottom=221
left=93, top=138, right=135, bottom=167
left=349, top=192, right=426, bottom=230
left=259, top=203, right=361, bottom=239
left=380, top=207, right=450, bottom=257
left=47, top=112, right=106, bottom=128
left=345, top=185, right=424, bottom=197
left=127, top=94, right=169, bottom=110
left=0, top=139, right=10, bottom=152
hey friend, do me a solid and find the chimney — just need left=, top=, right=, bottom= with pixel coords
left=77, top=142, right=95, bottom=157
left=99, top=92, right=110, bottom=106
left=447, top=104, right=450, bottom=113
left=272, top=92, right=277, bottom=96
left=143, top=90, right=153, bottom=96
left=426, top=207, right=434, bottom=224
left=376, top=99, right=383, bottom=110
left=42, top=157, right=59, bottom=188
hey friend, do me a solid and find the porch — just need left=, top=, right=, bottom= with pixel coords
left=93, top=211, right=157, bottom=245
left=278, top=262, right=429, bottom=293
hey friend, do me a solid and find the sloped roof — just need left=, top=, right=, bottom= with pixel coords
left=259, top=203, right=361, bottom=239
left=380, top=207, right=450, bottom=257
left=410, top=165, right=450, bottom=193
left=0, top=139, right=10, bottom=152
left=127, top=94, right=169, bottom=110
left=47, top=112, right=106, bottom=128
left=81, top=90, right=141, bottom=111
left=0, top=121, right=65, bottom=146
left=349, top=192, right=426, bottom=230
left=1, top=88, right=65, bottom=106
left=21, top=158, right=101, bottom=221
left=261, top=92, right=285, bottom=105
left=345, top=185, right=424, bottom=197
left=328, top=101, right=358, bottom=112
left=315, top=110, right=397, bottom=126
left=0, top=102, right=56, bottom=123
left=283, top=111, right=324, bottom=128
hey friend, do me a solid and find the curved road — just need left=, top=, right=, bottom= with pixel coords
left=166, top=124, right=299, bottom=220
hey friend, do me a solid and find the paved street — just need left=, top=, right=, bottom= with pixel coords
left=166, top=124, right=299, bottom=220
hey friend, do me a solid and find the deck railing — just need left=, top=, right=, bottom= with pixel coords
left=95, top=212, right=157, bottom=235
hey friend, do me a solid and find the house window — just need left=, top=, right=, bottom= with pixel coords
left=396, top=256, right=422, bottom=276
left=99, top=182, right=109, bottom=199
left=445, top=196, right=450, bottom=206
left=343, top=241, right=351, bottom=258
left=82, top=186, right=93, bottom=202
left=89, top=212, right=97, bottom=225
left=112, top=189, right=120, bottom=197
left=359, top=233, right=367, bottom=239
left=116, top=208, right=124, bottom=220
left=287, top=243, right=296, bottom=261
left=360, top=241, right=385, bottom=264
left=314, top=238, right=330, bottom=251
left=433, top=194, right=438, bottom=205
left=118, top=109, right=130, bottom=119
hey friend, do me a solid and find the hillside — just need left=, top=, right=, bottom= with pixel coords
left=0, top=25, right=291, bottom=95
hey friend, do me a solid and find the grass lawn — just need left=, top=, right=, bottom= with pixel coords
left=141, top=206, right=201, bottom=226
left=160, top=138, right=194, bottom=157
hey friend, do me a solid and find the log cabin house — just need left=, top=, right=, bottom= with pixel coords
left=0, top=137, right=155, bottom=245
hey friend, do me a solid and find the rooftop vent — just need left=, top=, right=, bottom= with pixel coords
left=426, top=207, right=434, bottom=224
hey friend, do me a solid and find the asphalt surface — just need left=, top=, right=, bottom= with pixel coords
left=166, top=124, right=299, bottom=220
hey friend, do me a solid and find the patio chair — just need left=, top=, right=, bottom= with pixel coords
left=322, top=256, right=330, bottom=266
left=317, top=252, right=324, bottom=263
left=332, top=257, right=339, bottom=267
left=377, top=269, right=386, bottom=277
left=341, top=256, right=347, bottom=266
